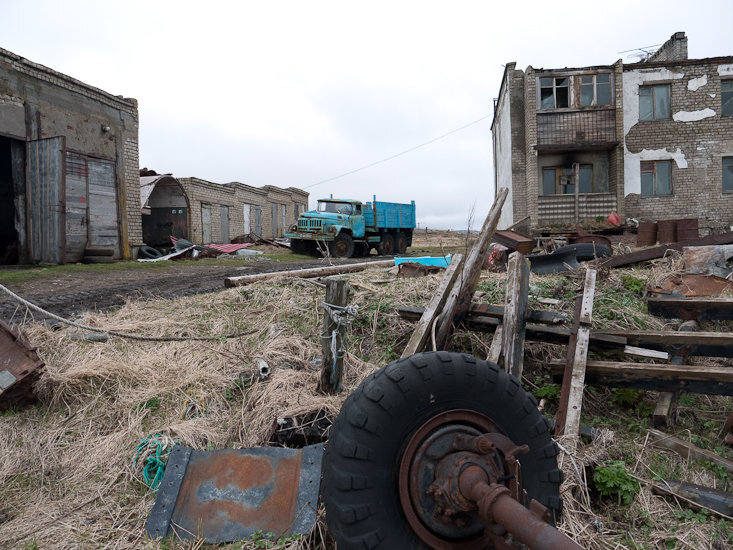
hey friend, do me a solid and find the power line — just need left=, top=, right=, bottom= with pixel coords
left=303, top=114, right=491, bottom=190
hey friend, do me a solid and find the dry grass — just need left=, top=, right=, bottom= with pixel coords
left=1, top=262, right=731, bottom=549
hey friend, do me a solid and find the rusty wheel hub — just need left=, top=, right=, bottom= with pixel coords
left=398, top=410, right=529, bottom=549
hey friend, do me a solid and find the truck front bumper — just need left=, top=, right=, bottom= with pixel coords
left=285, top=232, right=334, bottom=242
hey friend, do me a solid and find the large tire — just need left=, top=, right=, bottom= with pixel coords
left=378, top=233, right=394, bottom=256
left=330, top=233, right=355, bottom=258
left=555, top=243, right=612, bottom=261
left=138, top=245, right=162, bottom=259
left=321, top=352, right=562, bottom=549
left=395, top=231, right=408, bottom=254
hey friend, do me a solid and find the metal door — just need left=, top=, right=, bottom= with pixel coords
left=88, top=160, right=119, bottom=253
left=280, top=204, right=286, bottom=237
left=27, top=137, right=65, bottom=264
left=271, top=203, right=278, bottom=238
left=254, top=206, right=262, bottom=236
left=220, top=205, right=229, bottom=243
left=243, top=204, right=251, bottom=234
left=201, top=204, right=212, bottom=243
left=65, top=153, right=88, bottom=262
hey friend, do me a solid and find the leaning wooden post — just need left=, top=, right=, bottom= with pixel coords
left=555, top=268, right=596, bottom=446
left=318, top=276, right=351, bottom=394
left=501, top=252, right=530, bottom=381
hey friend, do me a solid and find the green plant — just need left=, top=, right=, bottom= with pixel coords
left=593, top=460, right=639, bottom=505
left=612, top=388, right=643, bottom=409
left=621, top=274, right=646, bottom=293
left=535, top=383, right=561, bottom=399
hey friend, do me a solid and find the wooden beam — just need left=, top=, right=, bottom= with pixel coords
left=647, top=296, right=733, bottom=321
left=599, top=231, right=733, bottom=268
left=471, top=302, right=568, bottom=324
left=625, top=346, right=669, bottom=360
left=224, top=259, right=394, bottom=287
left=400, top=254, right=464, bottom=358
left=648, top=429, right=733, bottom=476
left=654, top=320, right=698, bottom=428
left=549, top=360, right=733, bottom=396
left=596, top=329, right=733, bottom=347
left=434, top=188, right=508, bottom=349
left=555, top=269, right=597, bottom=441
left=501, top=252, right=530, bottom=380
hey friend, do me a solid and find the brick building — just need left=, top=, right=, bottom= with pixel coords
left=492, top=32, right=733, bottom=233
left=176, top=177, right=308, bottom=243
left=0, top=47, right=141, bottom=264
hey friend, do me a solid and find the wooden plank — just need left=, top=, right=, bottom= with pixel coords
left=648, top=429, right=733, bottom=476
left=555, top=269, right=596, bottom=441
left=651, top=480, right=733, bottom=520
left=318, top=277, right=350, bottom=394
left=549, top=360, right=733, bottom=396
left=224, top=259, right=394, bottom=287
left=400, top=254, right=464, bottom=358
left=434, top=188, right=508, bottom=349
left=487, top=324, right=503, bottom=364
left=501, top=252, right=530, bottom=380
left=653, top=391, right=677, bottom=428
left=471, top=302, right=568, bottom=324
left=647, top=296, right=733, bottom=321
left=596, top=329, right=733, bottom=347
left=599, top=231, right=733, bottom=268
left=398, top=306, right=626, bottom=350
left=624, top=346, right=669, bottom=360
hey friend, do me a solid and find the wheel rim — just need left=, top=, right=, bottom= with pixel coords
left=398, top=410, right=510, bottom=549
left=331, top=239, right=349, bottom=257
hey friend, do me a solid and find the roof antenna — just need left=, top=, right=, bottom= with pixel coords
left=617, top=43, right=663, bottom=62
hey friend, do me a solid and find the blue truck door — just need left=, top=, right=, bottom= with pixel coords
left=352, top=204, right=365, bottom=237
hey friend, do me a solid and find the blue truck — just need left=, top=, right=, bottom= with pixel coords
left=285, top=197, right=416, bottom=258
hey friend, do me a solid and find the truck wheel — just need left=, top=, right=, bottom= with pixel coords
left=330, top=233, right=355, bottom=258
left=395, top=231, right=408, bottom=254
left=321, top=352, right=563, bottom=549
left=378, top=233, right=394, bottom=256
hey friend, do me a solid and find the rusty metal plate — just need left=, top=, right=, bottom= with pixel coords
left=0, top=320, right=45, bottom=410
left=650, top=274, right=733, bottom=297
left=146, top=444, right=323, bottom=543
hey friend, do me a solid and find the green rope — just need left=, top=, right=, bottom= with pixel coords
left=133, top=434, right=176, bottom=490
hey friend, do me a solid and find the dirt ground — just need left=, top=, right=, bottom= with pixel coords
left=0, top=231, right=468, bottom=325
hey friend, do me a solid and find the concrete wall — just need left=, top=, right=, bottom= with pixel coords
left=623, top=58, right=733, bottom=230
left=0, top=47, right=141, bottom=260
left=491, top=63, right=516, bottom=229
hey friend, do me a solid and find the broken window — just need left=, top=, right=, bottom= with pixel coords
left=640, top=160, right=672, bottom=196
left=541, top=165, right=594, bottom=195
left=639, top=85, right=670, bottom=120
left=540, top=77, right=569, bottom=109
left=580, top=73, right=612, bottom=107
left=722, top=80, right=733, bottom=116
left=723, top=157, right=733, bottom=192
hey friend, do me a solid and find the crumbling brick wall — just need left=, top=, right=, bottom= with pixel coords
left=623, top=58, right=733, bottom=231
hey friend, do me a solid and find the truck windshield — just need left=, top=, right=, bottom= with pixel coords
left=318, top=202, right=353, bottom=215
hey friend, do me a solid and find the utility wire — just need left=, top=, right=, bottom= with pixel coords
left=303, top=114, right=492, bottom=190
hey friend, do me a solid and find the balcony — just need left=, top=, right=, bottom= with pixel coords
left=537, top=108, right=617, bottom=151
left=537, top=193, right=617, bottom=225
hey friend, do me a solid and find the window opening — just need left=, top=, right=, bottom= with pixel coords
left=639, top=85, right=670, bottom=120
left=722, top=80, right=733, bottom=116
left=640, top=160, right=672, bottom=196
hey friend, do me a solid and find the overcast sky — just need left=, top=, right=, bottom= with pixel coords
left=3, top=1, right=732, bottom=229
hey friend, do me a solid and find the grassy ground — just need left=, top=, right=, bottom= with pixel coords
left=0, top=249, right=731, bottom=549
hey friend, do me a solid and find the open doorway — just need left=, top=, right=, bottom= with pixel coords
left=0, top=136, right=24, bottom=265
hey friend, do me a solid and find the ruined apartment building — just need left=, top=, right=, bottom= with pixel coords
left=0, top=47, right=141, bottom=264
left=492, top=32, right=733, bottom=233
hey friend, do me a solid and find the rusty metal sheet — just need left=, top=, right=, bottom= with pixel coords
left=0, top=320, right=45, bottom=410
left=398, top=262, right=444, bottom=277
left=146, top=444, right=323, bottom=543
left=650, top=274, right=733, bottom=297
left=493, top=230, right=535, bottom=254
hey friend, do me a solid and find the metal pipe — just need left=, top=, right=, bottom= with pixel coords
left=459, top=467, right=582, bottom=550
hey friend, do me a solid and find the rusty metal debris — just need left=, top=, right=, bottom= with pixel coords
left=398, top=262, right=445, bottom=277
left=0, top=320, right=45, bottom=411
left=650, top=274, right=733, bottom=297
left=146, top=444, right=323, bottom=543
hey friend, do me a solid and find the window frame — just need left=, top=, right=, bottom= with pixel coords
left=723, top=156, right=733, bottom=193
left=722, top=80, right=733, bottom=117
left=640, top=160, right=673, bottom=197
left=639, top=84, right=671, bottom=121
left=540, top=77, right=570, bottom=110
left=579, top=73, right=612, bottom=107
left=540, top=164, right=595, bottom=195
